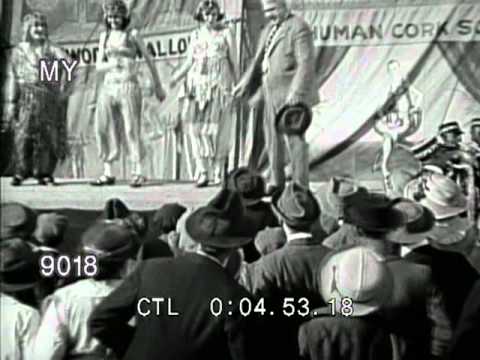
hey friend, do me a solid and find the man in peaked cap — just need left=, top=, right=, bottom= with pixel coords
left=240, top=182, right=330, bottom=359
left=232, top=0, right=317, bottom=193
left=89, top=189, right=262, bottom=360
left=414, top=121, right=467, bottom=177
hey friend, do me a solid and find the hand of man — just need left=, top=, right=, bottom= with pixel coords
left=1, top=103, right=16, bottom=132
left=232, top=82, right=247, bottom=99
left=156, top=87, right=167, bottom=103
left=284, top=94, right=303, bottom=106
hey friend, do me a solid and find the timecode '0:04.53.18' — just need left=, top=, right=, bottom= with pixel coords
left=209, top=297, right=356, bottom=317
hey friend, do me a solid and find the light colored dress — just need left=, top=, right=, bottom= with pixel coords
left=181, top=26, right=236, bottom=170
left=95, top=29, right=144, bottom=165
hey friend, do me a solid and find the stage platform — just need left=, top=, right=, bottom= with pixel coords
left=1, top=177, right=385, bottom=210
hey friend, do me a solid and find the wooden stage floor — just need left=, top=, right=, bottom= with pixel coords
left=1, top=177, right=385, bottom=210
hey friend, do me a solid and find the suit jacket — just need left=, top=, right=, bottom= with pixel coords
left=404, top=245, right=479, bottom=327
left=89, top=253, right=261, bottom=360
left=449, top=279, right=480, bottom=360
left=240, top=237, right=330, bottom=359
left=381, top=257, right=452, bottom=360
left=238, top=201, right=279, bottom=262
left=298, top=315, right=394, bottom=360
left=240, top=14, right=319, bottom=109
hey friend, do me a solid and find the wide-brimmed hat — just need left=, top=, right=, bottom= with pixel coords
left=272, top=183, right=321, bottom=229
left=186, top=190, right=252, bottom=248
left=409, top=173, right=467, bottom=220
left=34, top=213, right=68, bottom=246
left=0, top=239, right=40, bottom=292
left=388, top=199, right=436, bottom=244
left=81, top=220, right=139, bottom=263
left=438, top=121, right=464, bottom=136
left=319, top=246, right=393, bottom=316
left=316, top=176, right=367, bottom=219
left=344, top=193, right=408, bottom=233
left=227, top=167, right=266, bottom=206
left=151, top=203, right=187, bottom=235
left=426, top=216, right=471, bottom=245
left=1, top=202, right=37, bottom=241
left=276, top=103, right=312, bottom=135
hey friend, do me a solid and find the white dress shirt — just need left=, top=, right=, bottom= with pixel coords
left=34, top=278, right=121, bottom=360
left=0, top=293, right=41, bottom=360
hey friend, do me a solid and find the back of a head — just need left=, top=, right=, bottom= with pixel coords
left=34, top=213, right=69, bottom=248
left=81, top=220, right=139, bottom=280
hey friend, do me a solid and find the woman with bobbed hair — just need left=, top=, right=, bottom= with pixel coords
left=91, top=0, right=166, bottom=188
left=170, top=0, right=238, bottom=187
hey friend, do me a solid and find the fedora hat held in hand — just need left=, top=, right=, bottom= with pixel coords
left=276, top=103, right=312, bottom=135
left=227, top=167, right=266, bottom=206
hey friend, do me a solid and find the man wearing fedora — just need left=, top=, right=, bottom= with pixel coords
left=227, top=167, right=279, bottom=261
left=89, top=190, right=261, bottom=360
left=240, top=183, right=329, bottom=358
left=232, top=0, right=317, bottom=193
left=387, top=199, right=479, bottom=329
left=0, top=240, right=42, bottom=360
left=315, top=176, right=367, bottom=249
left=340, top=192, right=407, bottom=256
left=403, top=173, right=477, bottom=254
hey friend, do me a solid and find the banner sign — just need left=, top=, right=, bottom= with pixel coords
left=291, top=1, right=480, bottom=180
left=302, top=3, right=480, bottom=46
left=62, top=31, right=192, bottom=67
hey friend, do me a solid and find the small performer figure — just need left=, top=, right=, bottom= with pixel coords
left=91, top=0, right=166, bottom=188
left=374, top=60, right=423, bottom=191
left=233, top=0, right=316, bottom=194
left=3, top=12, right=72, bottom=186
left=170, top=0, right=238, bottom=187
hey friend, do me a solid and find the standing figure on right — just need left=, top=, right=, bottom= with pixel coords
left=374, top=59, right=423, bottom=191
left=233, top=0, right=317, bottom=194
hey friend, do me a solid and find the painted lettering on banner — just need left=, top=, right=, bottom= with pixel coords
left=301, top=4, right=480, bottom=46
left=61, top=31, right=191, bottom=67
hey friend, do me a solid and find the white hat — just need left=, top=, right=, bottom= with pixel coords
left=320, top=247, right=393, bottom=317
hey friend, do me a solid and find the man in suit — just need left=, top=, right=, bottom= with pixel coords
left=232, top=0, right=317, bottom=193
left=89, top=190, right=262, bottom=360
left=449, top=279, right=480, bottom=360
left=240, top=182, right=329, bottom=359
